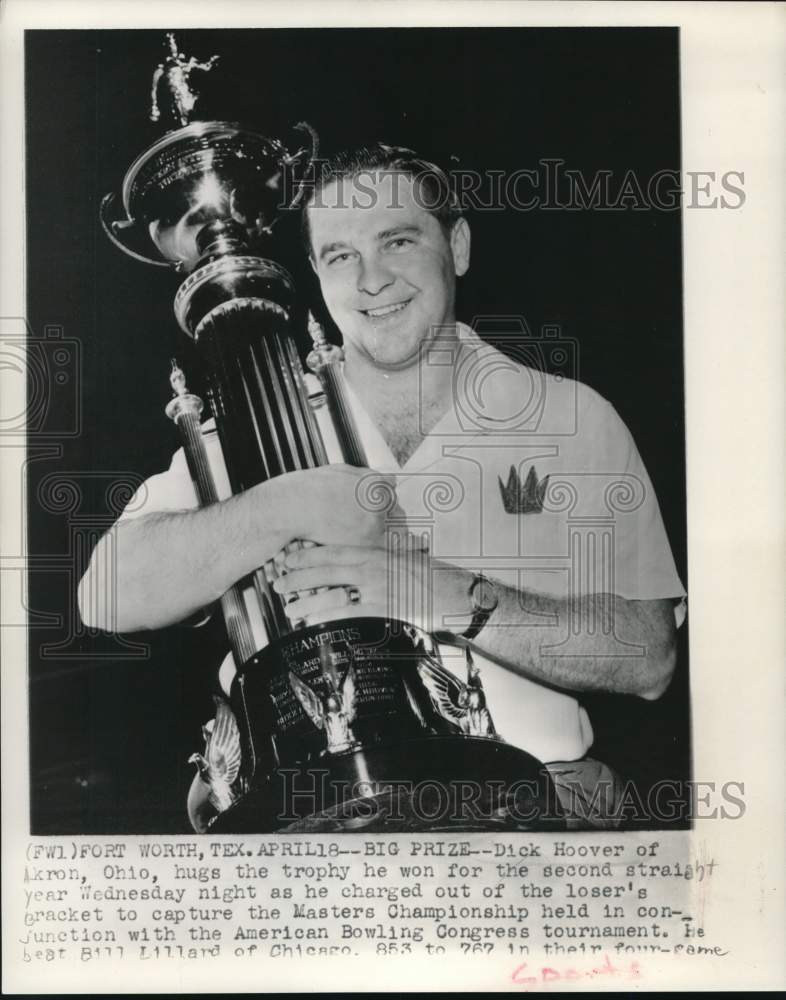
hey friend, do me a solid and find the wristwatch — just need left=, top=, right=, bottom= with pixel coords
left=462, top=573, right=499, bottom=641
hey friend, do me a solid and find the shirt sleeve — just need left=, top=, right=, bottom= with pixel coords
left=116, top=421, right=228, bottom=523
left=586, top=395, right=687, bottom=626
left=116, top=449, right=198, bottom=523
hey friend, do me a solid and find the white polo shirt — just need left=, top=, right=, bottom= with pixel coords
left=119, top=324, right=686, bottom=764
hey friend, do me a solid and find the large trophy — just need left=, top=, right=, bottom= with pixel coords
left=101, top=34, right=558, bottom=833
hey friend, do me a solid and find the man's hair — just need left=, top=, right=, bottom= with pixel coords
left=301, top=143, right=464, bottom=256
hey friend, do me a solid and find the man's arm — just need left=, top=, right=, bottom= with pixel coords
left=77, top=466, right=396, bottom=633
left=78, top=486, right=288, bottom=633
left=455, top=573, right=677, bottom=701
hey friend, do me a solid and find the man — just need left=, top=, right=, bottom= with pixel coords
left=79, top=144, right=686, bottom=825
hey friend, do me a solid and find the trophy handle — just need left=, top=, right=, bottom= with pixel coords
left=99, top=192, right=174, bottom=268
left=284, top=121, right=320, bottom=210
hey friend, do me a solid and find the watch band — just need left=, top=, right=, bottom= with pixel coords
left=461, top=573, right=498, bottom=641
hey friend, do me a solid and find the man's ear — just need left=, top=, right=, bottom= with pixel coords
left=450, top=217, right=471, bottom=277
left=309, top=254, right=318, bottom=275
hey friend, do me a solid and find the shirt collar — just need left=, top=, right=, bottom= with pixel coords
left=341, top=322, right=499, bottom=473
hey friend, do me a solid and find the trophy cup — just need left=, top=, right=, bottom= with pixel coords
left=101, top=34, right=559, bottom=833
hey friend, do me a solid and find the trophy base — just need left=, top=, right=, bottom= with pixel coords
left=209, top=735, right=565, bottom=833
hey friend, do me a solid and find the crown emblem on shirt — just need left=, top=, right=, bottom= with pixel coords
left=499, top=465, right=549, bottom=514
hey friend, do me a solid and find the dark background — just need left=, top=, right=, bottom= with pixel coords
left=25, top=27, right=689, bottom=833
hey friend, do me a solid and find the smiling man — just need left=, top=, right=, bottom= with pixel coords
left=305, top=161, right=470, bottom=468
left=79, top=143, right=686, bottom=827
left=277, top=148, right=686, bottom=811
left=309, top=169, right=468, bottom=374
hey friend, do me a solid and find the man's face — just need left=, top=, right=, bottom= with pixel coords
left=307, top=172, right=470, bottom=370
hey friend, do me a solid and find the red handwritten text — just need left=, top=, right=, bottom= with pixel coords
left=511, top=952, right=641, bottom=987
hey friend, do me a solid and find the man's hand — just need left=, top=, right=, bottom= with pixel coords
left=272, top=541, right=473, bottom=632
left=285, top=464, right=403, bottom=549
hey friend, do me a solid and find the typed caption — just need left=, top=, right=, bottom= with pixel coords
left=15, top=833, right=730, bottom=989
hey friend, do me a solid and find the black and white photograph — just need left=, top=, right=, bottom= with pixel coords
left=24, top=24, right=690, bottom=836
left=2, top=2, right=783, bottom=993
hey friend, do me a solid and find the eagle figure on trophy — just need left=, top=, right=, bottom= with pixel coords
left=188, top=695, right=243, bottom=814
left=288, top=664, right=359, bottom=755
left=418, top=649, right=498, bottom=738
